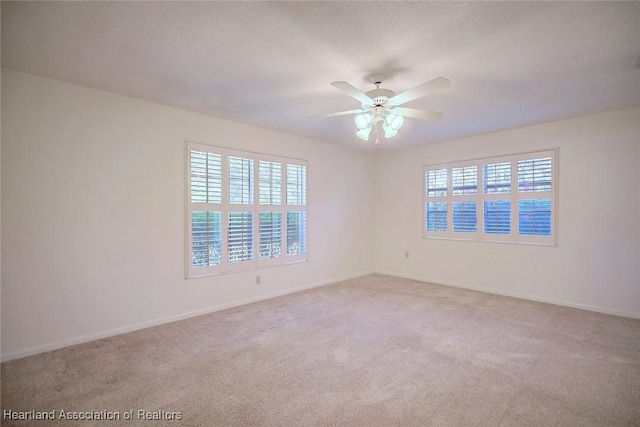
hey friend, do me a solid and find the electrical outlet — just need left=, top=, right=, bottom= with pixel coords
left=256, top=275, right=261, bottom=285
left=405, top=251, right=410, bottom=258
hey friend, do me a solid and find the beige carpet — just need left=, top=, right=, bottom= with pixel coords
left=2, top=274, right=640, bottom=426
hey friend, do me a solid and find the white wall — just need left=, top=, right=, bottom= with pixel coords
left=3, top=68, right=638, bottom=362
left=1, top=69, right=375, bottom=360
left=375, top=107, right=640, bottom=318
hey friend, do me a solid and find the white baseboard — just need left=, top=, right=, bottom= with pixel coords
left=374, top=270, right=640, bottom=320
left=1, top=270, right=374, bottom=362
left=8, top=269, right=633, bottom=362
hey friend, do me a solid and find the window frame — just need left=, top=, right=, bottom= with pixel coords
left=423, top=149, right=558, bottom=246
left=185, top=141, right=308, bottom=279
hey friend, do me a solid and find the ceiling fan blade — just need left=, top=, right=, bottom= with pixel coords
left=390, top=107, right=443, bottom=121
left=388, top=77, right=451, bottom=106
left=309, top=108, right=368, bottom=119
left=331, top=81, right=374, bottom=105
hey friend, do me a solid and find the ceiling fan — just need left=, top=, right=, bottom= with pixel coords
left=313, top=73, right=450, bottom=143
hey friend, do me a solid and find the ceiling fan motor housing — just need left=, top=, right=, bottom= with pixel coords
left=364, top=88, right=395, bottom=108
left=367, top=89, right=395, bottom=106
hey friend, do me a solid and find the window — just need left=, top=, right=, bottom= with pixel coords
left=186, top=142, right=307, bottom=278
left=423, top=149, right=557, bottom=245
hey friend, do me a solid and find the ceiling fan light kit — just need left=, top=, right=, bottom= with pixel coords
left=314, top=73, right=450, bottom=144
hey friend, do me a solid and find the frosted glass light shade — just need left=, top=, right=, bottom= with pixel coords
left=383, top=124, right=398, bottom=138
left=356, top=127, right=372, bottom=140
left=390, top=115, right=404, bottom=130
left=354, top=114, right=372, bottom=130
left=386, top=114, right=404, bottom=130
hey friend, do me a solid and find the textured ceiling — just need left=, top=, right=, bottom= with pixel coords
left=2, top=1, right=639, bottom=151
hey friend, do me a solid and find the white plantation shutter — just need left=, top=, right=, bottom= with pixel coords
left=452, top=201, right=477, bottom=232
left=286, top=164, right=307, bottom=262
left=287, top=164, right=307, bottom=205
left=186, top=142, right=307, bottom=278
left=257, top=160, right=285, bottom=266
left=191, top=211, right=222, bottom=267
left=483, top=200, right=511, bottom=234
left=190, top=151, right=222, bottom=203
left=226, top=155, right=254, bottom=271
left=188, top=148, right=223, bottom=276
left=452, top=166, right=477, bottom=195
left=259, top=161, right=282, bottom=205
left=483, top=162, right=511, bottom=194
left=228, top=211, right=253, bottom=263
left=229, top=156, right=254, bottom=204
left=287, top=211, right=307, bottom=255
left=425, top=202, right=447, bottom=232
left=424, top=149, right=556, bottom=245
left=517, top=156, right=553, bottom=238
left=518, top=199, right=552, bottom=236
left=451, top=166, right=478, bottom=234
left=425, top=168, right=448, bottom=233
left=426, top=169, right=447, bottom=197
left=518, top=157, right=552, bottom=192
left=259, top=212, right=282, bottom=260
left=482, top=162, right=512, bottom=237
